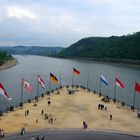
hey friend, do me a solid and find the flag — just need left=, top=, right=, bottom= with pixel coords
left=100, top=75, right=108, bottom=86
left=116, top=78, right=124, bottom=89
left=38, top=75, right=45, bottom=89
left=50, top=73, right=59, bottom=84
left=0, top=83, right=12, bottom=100
left=73, top=67, right=80, bottom=76
left=22, top=79, right=33, bottom=93
left=135, top=82, right=140, bottom=93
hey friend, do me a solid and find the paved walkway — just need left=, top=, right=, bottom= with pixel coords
left=3, top=130, right=140, bottom=140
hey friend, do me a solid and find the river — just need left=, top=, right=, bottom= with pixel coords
left=0, top=55, right=140, bottom=111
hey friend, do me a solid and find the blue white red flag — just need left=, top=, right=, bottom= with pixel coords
left=100, top=75, right=108, bottom=86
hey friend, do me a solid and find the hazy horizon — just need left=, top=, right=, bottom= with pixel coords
left=0, top=0, right=140, bottom=47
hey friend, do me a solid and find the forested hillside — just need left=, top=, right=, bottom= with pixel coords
left=57, top=32, right=140, bottom=61
left=0, top=50, right=13, bottom=66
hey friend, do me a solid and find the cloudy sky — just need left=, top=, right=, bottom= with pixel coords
left=0, top=0, right=140, bottom=47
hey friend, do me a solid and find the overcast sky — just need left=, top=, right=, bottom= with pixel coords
left=0, top=0, right=140, bottom=47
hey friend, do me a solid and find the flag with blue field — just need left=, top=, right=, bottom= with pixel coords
left=100, top=75, right=108, bottom=86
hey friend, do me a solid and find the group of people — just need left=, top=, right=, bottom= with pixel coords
left=66, top=87, right=79, bottom=95
left=25, top=110, right=30, bottom=116
left=48, top=116, right=56, bottom=124
left=40, top=110, right=56, bottom=124
left=98, top=99, right=113, bottom=120
left=101, top=96, right=110, bottom=103
left=31, top=134, right=45, bottom=140
left=98, top=104, right=107, bottom=111
left=0, top=129, right=5, bottom=137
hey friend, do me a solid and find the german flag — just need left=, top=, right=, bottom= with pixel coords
left=50, top=73, right=59, bottom=84
left=73, top=67, right=80, bottom=76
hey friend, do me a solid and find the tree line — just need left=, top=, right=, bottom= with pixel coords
left=0, top=50, right=13, bottom=66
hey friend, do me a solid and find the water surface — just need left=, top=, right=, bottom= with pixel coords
left=0, top=55, right=140, bottom=111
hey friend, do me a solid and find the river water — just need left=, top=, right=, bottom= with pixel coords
left=0, top=55, right=140, bottom=111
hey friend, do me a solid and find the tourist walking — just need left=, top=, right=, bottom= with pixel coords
left=83, top=121, right=88, bottom=129
left=110, top=114, right=112, bottom=120
left=31, top=136, right=35, bottom=140
left=20, top=127, right=25, bottom=135
left=0, top=129, right=5, bottom=137
left=27, top=110, right=29, bottom=115
left=41, top=110, right=44, bottom=115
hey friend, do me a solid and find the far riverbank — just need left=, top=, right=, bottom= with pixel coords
left=53, top=56, right=140, bottom=69
left=0, top=59, right=17, bottom=71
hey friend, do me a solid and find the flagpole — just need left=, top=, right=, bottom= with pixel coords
left=99, top=74, right=101, bottom=94
left=133, top=82, right=136, bottom=111
left=114, top=79, right=117, bottom=102
left=20, top=77, right=23, bottom=107
left=49, top=79, right=51, bottom=92
left=92, top=73, right=94, bottom=91
left=59, top=72, right=61, bottom=87
left=87, top=70, right=89, bottom=89
left=72, top=71, right=74, bottom=86
left=37, top=75, right=39, bottom=100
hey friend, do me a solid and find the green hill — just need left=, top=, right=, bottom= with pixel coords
left=57, top=32, right=140, bottom=61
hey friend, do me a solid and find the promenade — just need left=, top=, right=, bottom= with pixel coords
left=0, top=87, right=140, bottom=136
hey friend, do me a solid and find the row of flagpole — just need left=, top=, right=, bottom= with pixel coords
left=72, top=68, right=140, bottom=110
left=0, top=67, right=140, bottom=110
left=20, top=73, right=57, bottom=105
left=67, top=68, right=140, bottom=110
left=98, top=74, right=140, bottom=111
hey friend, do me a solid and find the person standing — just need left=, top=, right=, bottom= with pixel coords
left=41, top=134, right=45, bottom=140
left=25, top=110, right=27, bottom=116
left=27, top=110, right=29, bottom=116
left=0, top=129, right=4, bottom=137
left=31, top=136, right=35, bottom=140
left=41, top=110, right=44, bottom=115
left=83, top=121, right=88, bottom=129
left=36, top=137, right=39, bottom=140
left=20, top=128, right=25, bottom=135
left=110, top=114, right=112, bottom=120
